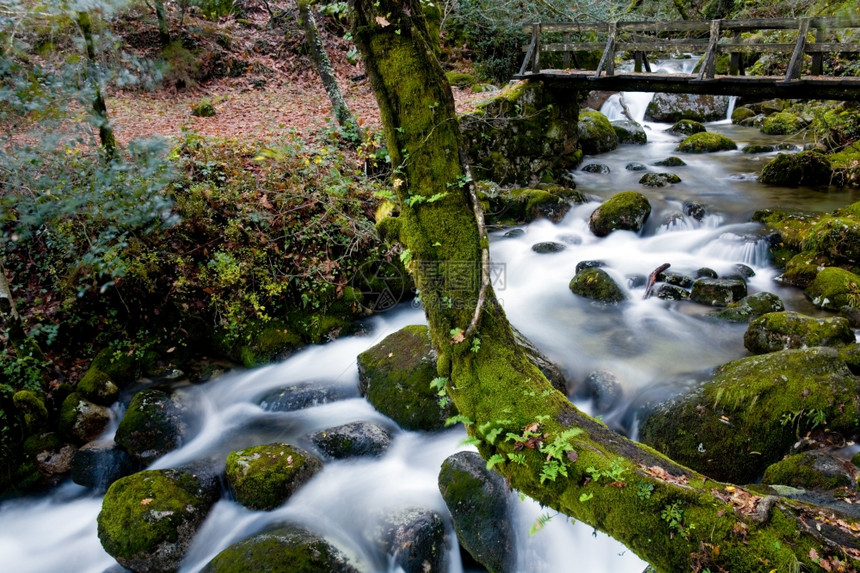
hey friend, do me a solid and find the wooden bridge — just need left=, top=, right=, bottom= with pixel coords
left=514, top=16, right=860, bottom=101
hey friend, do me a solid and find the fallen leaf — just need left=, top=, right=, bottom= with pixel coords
left=375, top=16, right=390, bottom=27
left=141, top=498, right=153, bottom=505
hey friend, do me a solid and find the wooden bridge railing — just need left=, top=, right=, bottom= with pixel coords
left=519, top=16, right=860, bottom=84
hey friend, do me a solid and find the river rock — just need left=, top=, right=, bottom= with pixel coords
left=761, top=111, right=806, bottom=135
left=201, top=524, right=364, bottom=572
left=578, top=110, right=619, bottom=155
left=639, top=347, right=860, bottom=483
left=611, top=119, right=647, bottom=144
left=763, top=450, right=858, bottom=492
left=225, top=443, right=323, bottom=510
left=654, top=156, right=686, bottom=167
left=76, top=367, right=119, bottom=406
left=71, top=440, right=136, bottom=491
left=742, top=144, right=778, bottom=154
left=588, top=191, right=651, bottom=237
left=644, top=93, right=730, bottom=123
left=759, top=151, right=832, bottom=186
left=639, top=173, right=681, bottom=187
left=806, top=267, right=860, bottom=310
left=258, top=381, right=355, bottom=412
left=309, top=422, right=393, bottom=459
left=658, top=271, right=695, bottom=288
left=357, top=325, right=452, bottom=431
left=578, top=369, right=622, bottom=413
left=581, top=163, right=610, bottom=173
left=690, top=278, right=747, bottom=306
left=569, top=268, right=627, bottom=304
left=480, top=184, right=583, bottom=226
left=625, top=162, right=648, bottom=171
left=114, top=388, right=190, bottom=465
left=676, top=132, right=738, bottom=153
left=98, top=465, right=220, bottom=573
left=696, top=267, right=718, bottom=278
left=714, top=292, right=785, bottom=322
left=58, top=392, right=111, bottom=444
left=731, top=107, right=756, bottom=124
left=23, top=432, right=76, bottom=487
left=575, top=260, right=604, bottom=274
left=370, top=507, right=447, bottom=573
left=840, top=343, right=860, bottom=374
left=531, top=241, right=566, bottom=254
left=667, top=119, right=706, bottom=136
left=655, top=284, right=690, bottom=301
left=744, top=311, right=854, bottom=354
left=438, top=451, right=515, bottom=573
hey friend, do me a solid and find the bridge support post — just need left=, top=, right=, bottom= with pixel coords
left=532, top=22, right=542, bottom=74
left=594, top=21, right=616, bottom=78
left=697, top=19, right=721, bottom=80
left=786, top=18, right=810, bottom=81
left=729, top=30, right=744, bottom=75
left=811, top=24, right=824, bottom=76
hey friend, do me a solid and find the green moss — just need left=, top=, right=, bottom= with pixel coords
left=714, top=292, right=784, bottom=323
left=578, top=110, right=618, bottom=155
left=569, top=268, right=627, bottom=304
left=676, top=132, right=737, bottom=153
left=759, top=151, right=832, bottom=186
left=13, top=390, right=48, bottom=432
left=588, top=190, right=651, bottom=237
left=731, top=107, right=756, bottom=124
left=225, top=443, right=322, bottom=510
left=191, top=98, right=216, bottom=117
left=76, top=368, right=119, bottom=406
left=667, top=119, right=706, bottom=136
left=445, top=71, right=475, bottom=88
left=743, top=311, right=854, bottom=354
left=761, top=111, right=805, bottom=135
left=639, top=173, right=681, bottom=187
left=806, top=267, right=860, bottom=310
left=763, top=452, right=854, bottom=491
left=803, top=215, right=860, bottom=264
left=90, top=347, right=143, bottom=386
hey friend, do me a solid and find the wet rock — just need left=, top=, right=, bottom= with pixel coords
left=744, top=311, right=854, bottom=354
left=839, top=306, right=860, bottom=328
left=588, top=191, right=651, bottom=237
left=683, top=201, right=706, bottom=221
left=625, top=162, right=648, bottom=171
left=690, top=278, right=747, bottom=306
left=733, top=263, right=756, bottom=278
left=645, top=93, right=731, bottom=123
left=639, top=347, right=860, bottom=483
left=696, top=267, right=718, bottom=279
left=667, top=119, right=706, bottom=136
left=739, top=113, right=766, bottom=127
left=503, top=228, right=525, bottom=238
left=763, top=450, right=858, bottom=492
left=201, top=524, right=364, bottom=573
left=531, top=241, right=566, bottom=254
left=480, top=184, right=584, bottom=226
left=579, top=369, right=622, bottom=413
left=657, top=272, right=695, bottom=288
left=760, top=151, right=832, bottom=186
left=309, top=422, right=393, bottom=459
left=578, top=110, right=618, bottom=155
left=806, top=267, right=860, bottom=311
left=71, top=440, right=136, bottom=491
left=76, top=368, right=119, bottom=406
left=714, top=292, right=785, bottom=322
left=575, top=260, right=604, bottom=274
left=438, top=452, right=515, bottom=573
left=59, top=392, right=111, bottom=444
left=731, top=107, right=756, bottom=124
left=676, top=132, right=738, bottom=153
left=114, top=389, right=190, bottom=465
left=98, top=466, right=220, bottom=573
left=654, top=156, right=686, bottom=167
left=611, top=119, right=647, bottom=144
left=742, top=144, right=777, bottom=154
left=655, top=284, right=690, bottom=301
left=258, top=381, right=355, bottom=412
left=627, top=274, right=647, bottom=289
left=569, top=268, right=627, bottom=304
left=761, top=111, right=806, bottom=135
left=639, top=173, right=681, bottom=187
left=371, top=507, right=447, bottom=573
left=840, top=343, right=860, bottom=374
left=581, top=163, right=610, bottom=174
left=357, top=325, right=452, bottom=431
left=226, top=443, right=323, bottom=511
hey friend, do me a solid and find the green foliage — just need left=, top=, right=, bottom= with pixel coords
left=430, top=376, right=450, bottom=408
left=191, top=0, right=237, bottom=20
left=585, top=457, right=627, bottom=484
left=779, top=407, right=827, bottom=436
left=637, top=482, right=655, bottom=500
left=661, top=500, right=695, bottom=539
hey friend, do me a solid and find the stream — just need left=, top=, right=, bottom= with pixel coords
left=4, top=58, right=860, bottom=572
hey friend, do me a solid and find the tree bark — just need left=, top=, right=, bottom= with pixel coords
left=77, top=11, right=117, bottom=160
left=349, top=0, right=860, bottom=570
left=153, top=0, right=172, bottom=47
left=298, top=0, right=360, bottom=138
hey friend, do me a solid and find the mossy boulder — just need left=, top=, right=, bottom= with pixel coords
left=588, top=190, right=651, bottom=237
left=644, top=93, right=730, bottom=123
left=445, top=71, right=475, bottom=88
left=759, top=151, right=832, bottom=186
left=839, top=343, right=860, bottom=374
left=667, top=119, right=706, bottom=136
left=98, top=466, right=220, bottom=573
left=611, top=119, right=647, bottom=144
left=71, top=440, right=137, bottom=491
left=804, top=210, right=860, bottom=265
left=479, top=183, right=584, bottom=226
left=731, top=107, right=756, bottom=124
left=639, top=172, right=681, bottom=187
left=690, top=278, right=747, bottom=306
left=761, top=111, right=806, bottom=135
left=90, top=347, right=150, bottom=387
left=233, top=320, right=303, bottom=368
left=191, top=99, right=216, bottom=117
left=714, top=292, right=785, bottom=322
left=201, top=524, right=363, bottom=572
left=743, top=311, right=854, bottom=355
left=639, top=347, right=860, bottom=483
left=76, top=368, right=119, bottom=406
left=578, top=110, right=618, bottom=155
left=114, top=389, right=190, bottom=465
left=357, top=325, right=452, bottom=431
left=676, top=132, right=737, bottom=153
left=24, top=431, right=76, bottom=487
left=763, top=450, right=858, bottom=492
left=13, top=390, right=48, bottom=433
left=225, top=443, right=323, bottom=510
left=654, top=156, right=686, bottom=167
left=806, top=267, right=860, bottom=311
left=461, top=81, right=580, bottom=185
left=569, top=268, right=627, bottom=304
left=778, top=251, right=829, bottom=287
left=829, top=141, right=860, bottom=187
left=438, top=451, right=515, bottom=573
left=309, top=421, right=392, bottom=459
left=59, top=392, right=111, bottom=444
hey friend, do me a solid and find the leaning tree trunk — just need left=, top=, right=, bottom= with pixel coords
left=77, top=11, right=117, bottom=160
left=298, top=0, right=360, bottom=137
left=349, top=0, right=860, bottom=570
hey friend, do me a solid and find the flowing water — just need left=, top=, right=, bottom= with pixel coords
left=4, top=59, right=860, bottom=572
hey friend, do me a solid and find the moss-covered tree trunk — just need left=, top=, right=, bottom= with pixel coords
left=349, top=0, right=860, bottom=570
left=77, top=11, right=117, bottom=160
left=298, top=0, right=360, bottom=137
left=152, top=0, right=171, bottom=47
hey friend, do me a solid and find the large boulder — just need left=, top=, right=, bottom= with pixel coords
left=225, top=443, right=322, bottom=511
left=611, top=119, right=646, bottom=144
left=258, top=381, right=355, bottom=412
left=369, top=507, right=448, bottom=573
left=676, top=132, right=737, bottom=153
left=71, top=440, right=137, bottom=491
left=569, top=268, right=627, bottom=304
left=759, top=151, right=832, bottom=186
left=98, top=466, right=220, bottom=573
left=578, top=110, right=619, bottom=155
left=690, top=278, right=747, bottom=306
left=743, top=311, right=855, bottom=354
left=714, top=292, right=785, bottom=322
left=201, top=524, right=364, bottom=573
left=645, top=93, right=731, bottom=123
left=76, top=368, right=119, bottom=406
left=588, top=191, right=651, bottom=237
left=761, top=111, right=806, bottom=135
left=806, top=267, right=860, bottom=311
left=114, top=389, right=192, bottom=465
left=479, top=184, right=584, bottom=227
left=309, top=422, right=393, bottom=459
left=438, top=451, right=515, bottom=573
left=639, top=173, right=681, bottom=187
left=639, top=347, right=860, bottom=483
left=58, top=392, right=111, bottom=444
left=763, top=450, right=858, bottom=492
left=667, top=119, right=706, bottom=136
